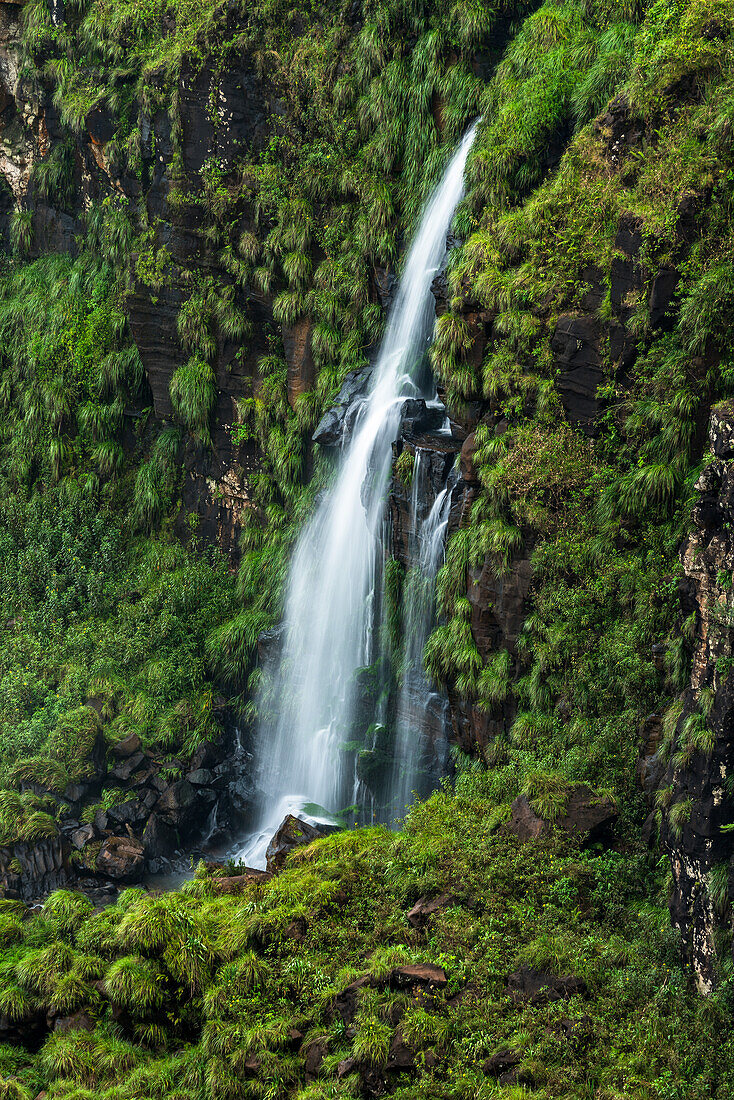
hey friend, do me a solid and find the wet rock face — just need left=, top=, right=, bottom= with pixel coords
left=312, top=367, right=372, bottom=446
left=661, top=401, right=734, bottom=993
left=265, top=814, right=326, bottom=873
left=0, top=837, right=68, bottom=902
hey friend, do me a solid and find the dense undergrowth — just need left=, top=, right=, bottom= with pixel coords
left=2, top=767, right=734, bottom=1100
left=0, top=0, right=733, bottom=1093
left=423, top=0, right=734, bottom=811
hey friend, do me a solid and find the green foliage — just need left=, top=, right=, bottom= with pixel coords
left=0, top=770, right=727, bottom=1098
left=0, top=1, right=732, bottom=1096
left=170, top=356, right=217, bottom=446
left=0, top=484, right=236, bottom=838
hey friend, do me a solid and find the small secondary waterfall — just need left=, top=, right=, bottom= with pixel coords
left=239, top=123, right=478, bottom=866
left=390, top=466, right=453, bottom=817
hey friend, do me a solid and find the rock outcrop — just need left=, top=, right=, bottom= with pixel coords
left=508, top=785, right=618, bottom=844
left=265, top=814, right=326, bottom=873
left=661, top=402, right=734, bottom=993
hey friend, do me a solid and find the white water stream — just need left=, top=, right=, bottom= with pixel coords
left=238, top=123, right=478, bottom=867
left=390, top=470, right=453, bottom=816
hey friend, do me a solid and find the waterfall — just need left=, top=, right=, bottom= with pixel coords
left=390, top=472, right=453, bottom=818
left=238, top=123, right=478, bottom=867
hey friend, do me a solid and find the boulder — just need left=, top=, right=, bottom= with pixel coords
left=337, top=1056, right=358, bottom=1079
left=95, top=836, right=145, bottom=882
left=508, top=784, right=617, bottom=844
left=186, top=768, right=213, bottom=787
left=386, top=1028, right=416, bottom=1071
left=304, top=1038, right=327, bottom=1082
left=507, top=966, right=586, bottom=1005
left=156, top=779, right=198, bottom=826
left=111, top=732, right=141, bottom=758
left=108, top=753, right=145, bottom=783
left=284, top=915, right=308, bottom=942
left=388, top=963, right=447, bottom=991
left=106, top=798, right=148, bottom=828
left=483, top=1048, right=522, bottom=1077
left=70, top=824, right=96, bottom=850
left=189, top=740, right=223, bottom=771
left=53, top=1011, right=95, bottom=1034
left=287, top=1027, right=304, bottom=1050
left=63, top=783, right=89, bottom=805
left=332, top=976, right=371, bottom=1025
left=399, top=398, right=445, bottom=437
left=406, top=892, right=457, bottom=931
left=142, top=813, right=178, bottom=859
left=209, top=868, right=272, bottom=895
left=508, top=796, right=545, bottom=841
left=265, top=814, right=326, bottom=873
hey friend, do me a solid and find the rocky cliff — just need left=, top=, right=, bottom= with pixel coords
left=661, top=403, right=734, bottom=993
left=0, top=0, right=732, bottom=997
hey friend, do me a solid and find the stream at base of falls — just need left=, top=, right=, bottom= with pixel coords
left=235, top=123, right=479, bottom=869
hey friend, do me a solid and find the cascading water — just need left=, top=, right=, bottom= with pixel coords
left=390, top=465, right=454, bottom=817
left=238, top=123, right=478, bottom=866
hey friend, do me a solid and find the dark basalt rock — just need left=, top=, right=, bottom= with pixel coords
left=111, top=732, right=142, bottom=758
left=615, top=213, right=643, bottom=256
left=312, top=367, right=372, bottom=446
left=508, top=795, right=545, bottom=841
left=53, top=1011, right=95, bottom=1035
left=399, top=398, right=446, bottom=437
left=659, top=402, right=734, bottom=993
left=386, top=1028, right=416, bottom=1071
left=265, top=814, right=326, bottom=873
left=649, top=264, right=680, bottom=329
left=594, top=93, right=644, bottom=165
left=108, top=752, right=145, bottom=783
left=189, top=739, right=225, bottom=772
left=507, top=967, right=587, bottom=1005
left=96, top=836, right=145, bottom=882
left=186, top=768, right=214, bottom=787
left=372, top=263, right=396, bottom=309
left=551, top=314, right=604, bottom=430
left=304, top=1038, right=327, bottom=1082
left=332, top=976, right=371, bottom=1026
left=106, top=797, right=149, bottom=829
left=70, top=824, right=96, bottom=850
left=156, top=778, right=198, bottom=826
left=579, top=263, right=606, bottom=310
left=508, top=785, right=617, bottom=844
left=388, top=963, right=447, bottom=990
left=0, top=837, right=68, bottom=902
left=483, top=1049, right=522, bottom=1077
